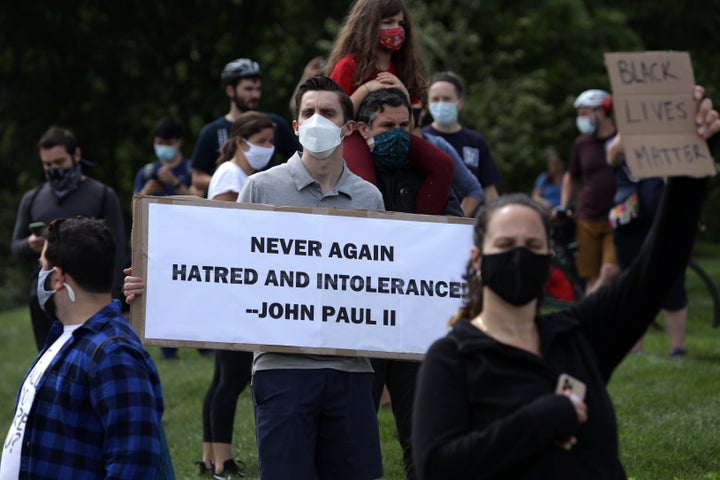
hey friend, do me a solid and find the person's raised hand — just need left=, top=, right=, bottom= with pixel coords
left=375, top=72, right=410, bottom=98
left=694, top=85, right=720, bottom=139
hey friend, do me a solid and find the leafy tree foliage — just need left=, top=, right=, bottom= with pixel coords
left=0, top=1, right=717, bottom=309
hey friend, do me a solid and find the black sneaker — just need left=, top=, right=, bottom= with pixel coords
left=212, top=459, right=246, bottom=479
left=670, top=347, right=687, bottom=358
left=195, top=460, right=212, bottom=477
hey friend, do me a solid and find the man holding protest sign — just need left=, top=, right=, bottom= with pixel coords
left=240, top=75, right=386, bottom=480
left=126, top=76, right=385, bottom=480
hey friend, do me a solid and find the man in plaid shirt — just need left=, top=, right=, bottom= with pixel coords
left=1, top=217, right=164, bottom=479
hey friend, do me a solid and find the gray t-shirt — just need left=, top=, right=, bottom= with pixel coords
left=238, top=152, right=385, bottom=374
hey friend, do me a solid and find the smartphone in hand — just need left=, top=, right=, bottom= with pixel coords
left=29, top=221, right=46, bottom=236
left=556, top=373, right=586, bottom=401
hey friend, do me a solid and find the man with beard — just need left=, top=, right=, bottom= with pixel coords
left=10, top=126, right=126, bottom=351
left=190, top=58, right=301, bottom=195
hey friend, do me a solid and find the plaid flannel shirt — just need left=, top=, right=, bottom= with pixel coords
left=14, top=300, right=164, bottom=479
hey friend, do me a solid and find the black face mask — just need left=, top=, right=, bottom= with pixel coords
left=480, top=247, right=552, bottom=306
left=45, top=162, right=82, bottom=200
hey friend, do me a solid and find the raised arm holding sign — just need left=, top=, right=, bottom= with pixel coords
left=604, top=51, right=716, bottom=178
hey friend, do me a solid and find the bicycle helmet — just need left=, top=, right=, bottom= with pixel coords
left=573, top=89, right=612, bottom=112
left=221, top=58, right=261, bottom=85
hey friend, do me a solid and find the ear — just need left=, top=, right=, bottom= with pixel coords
left=457, top=97, right=465, bottom=111
left=341, top=120, right=356, bottom=138
left=356, top=122, right=371, bottom=140
left=470, top=245, right=481, bottom=272
left=73, top=147, right=82, bottom=163
left=237, top=137, right=250, bottom=152
left=225, top=84, right=235, bottom=99
left=51, top=266, right=65, bottom=291
left=292, top=119, right=299, bottom=137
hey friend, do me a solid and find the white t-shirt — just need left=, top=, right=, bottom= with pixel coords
left=0, top=324, right=81, bottom=479
left=208, top=161, right=249, bottom=200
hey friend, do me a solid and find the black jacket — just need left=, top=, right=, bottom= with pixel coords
left=412, top=176, right=707, bottom=479
left=375, top=164, right=463, bottom=216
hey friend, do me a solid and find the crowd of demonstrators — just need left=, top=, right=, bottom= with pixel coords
left=9, top=1, right=720, bottom=478
left=1, top=217, right=165, bottom=478
left=355, top=87, right=463, bottom=480
left=189, top=58, right=300, bottom=197
left=10, top=126, right=126, bottom=352
left=412, top=88, right=720, bottom=480
left=423, top=71, right=502, bottom=203
left=607, top=134, right=689, bottom=358
left=327, top=0, right=455, bottom=216
left=559, top=89, right=619, bottom=295
left=197, top=111, right=276, bottom=479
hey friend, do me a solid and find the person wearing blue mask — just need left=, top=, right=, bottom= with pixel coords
left=423, top=71, right=501, bottom=202
left=134, top=117, right=195, bottom=197
left=133, top=117, right=199, bottom=361
left=10, top=126, right=126, bottom=352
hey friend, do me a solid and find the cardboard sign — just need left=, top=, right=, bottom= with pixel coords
left=129, top=195, right=474, bottom=360
left=604, top=51, right=715, bottom=178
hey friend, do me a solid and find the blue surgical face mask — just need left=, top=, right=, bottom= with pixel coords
left=576, top=115, right=597, bottom=136
left=154, top=144, right=177, bottom=163
left=367, top=128, right=411, bottom=169
left=429, top=101, right=459, bottom=126
left=37, top=268, right=76, bottom=312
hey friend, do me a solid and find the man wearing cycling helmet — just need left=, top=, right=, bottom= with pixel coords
left=190, top=58, right=301, bottom=195
left=559, top=89, right=619, bottom=294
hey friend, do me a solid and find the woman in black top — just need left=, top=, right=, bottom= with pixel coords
left=412, top=87, right=719, bottom=480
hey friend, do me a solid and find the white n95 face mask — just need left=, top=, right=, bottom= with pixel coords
left=243, top=140, right=275, bottom=171
left=298, top=114, right=342, bottom=159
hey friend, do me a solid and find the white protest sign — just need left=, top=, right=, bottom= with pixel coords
left=130, top=195, right=474, bottom=360
left=604, top=51, right=715, bottom=178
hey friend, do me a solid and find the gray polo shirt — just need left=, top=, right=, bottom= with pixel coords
left=238, top=153, right=385, bottom=373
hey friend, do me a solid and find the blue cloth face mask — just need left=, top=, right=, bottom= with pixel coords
left=429, top=101, right=459, bottom=126
left=37, top=268, right=76, bottom=312
left=367, top=128, right=411, bottom=169
left=154, top=144, right=177, bottom=163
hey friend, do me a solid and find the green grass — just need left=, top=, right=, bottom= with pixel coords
left=1, top=243, right=719, bottom=479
